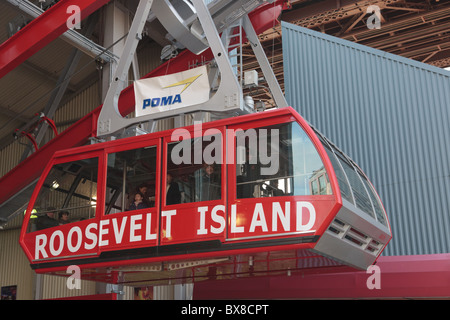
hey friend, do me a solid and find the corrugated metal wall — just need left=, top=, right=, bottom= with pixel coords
left=0, top=139, right=27, bottom=178
left=40, top=274, right=97, bottom=300
left=282, top=21, right=450, bottom=256
left=0, top=229, right=34, bottom=300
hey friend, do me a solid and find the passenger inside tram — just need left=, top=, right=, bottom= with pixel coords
left=128, top=183, right=155, bottom=209
left=105, top=145, right=157, bottom=214
left=265, top=179, right=285, bottom=197
left=194, top=164, right=221, bottom=202
left=165, top=135, right=222, bottom=205
left=58, top=210, right=70, bottom=225
left=128, top=192, right=149, bottom=210
left=236, top=122, right=332, bottom=199
left=166, top=173, right=181, bottom=205
left=36, top=208, right=59, bottom=231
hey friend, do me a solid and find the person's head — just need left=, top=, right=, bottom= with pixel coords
left=167, top=173, right=173, bottom=184
left=135, top=192, right=144, bottom=202
left=138, top=184, right=148, bottom=194
left=205, top=164, right=214, bottom=175
left=47, top=207, right=56, bottom=218
left=59, top=211, right=69, bottom=221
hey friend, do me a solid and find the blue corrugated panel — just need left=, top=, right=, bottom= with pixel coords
left=282, top=21, right=450, bottom=256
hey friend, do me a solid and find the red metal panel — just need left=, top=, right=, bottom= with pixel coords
left=193, top=254, right=450, bottom=299
left=49, top=293, right=117, bottom=300
left=0, top=1, right=286, bottom=208
left=0, top=0, right=111, bottom=79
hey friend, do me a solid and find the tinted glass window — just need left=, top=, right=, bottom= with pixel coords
left=28, top=158, right=98, bottom=232
left=105, top=146, right=157, bottom=214
left=319, top=136, right=387, bottom=225
left=323, top=146, right=353, bottom=204
left=336, top=154, right=375, bottom=219
left=360, top=173, right=387, bottom=225
left=166, top=132, right=222, bottom=205
left=236, top=122, right=332, bottom=198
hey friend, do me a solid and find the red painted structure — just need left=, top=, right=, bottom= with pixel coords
left=194, top=254, right=450, bottom=299
left=49, top=293, right=118, bottom=300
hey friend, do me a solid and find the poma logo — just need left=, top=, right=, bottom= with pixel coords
left=143, top=94, right=181, bottom=109
left=142, top=74, right=202, bottom=110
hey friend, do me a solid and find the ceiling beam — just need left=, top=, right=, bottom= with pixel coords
left=0, top=104, right=31, bottom=123
left=20, top=60, right=77, bottom=93
left=340, top=5, right=450, bottom=42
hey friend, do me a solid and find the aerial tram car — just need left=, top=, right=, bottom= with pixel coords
left=19, top=0, right=391, bottom=286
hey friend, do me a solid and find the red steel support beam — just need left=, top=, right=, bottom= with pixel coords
left=0, top=0, right=111, bottom=79
left=0, top=1, right=286, bottom=208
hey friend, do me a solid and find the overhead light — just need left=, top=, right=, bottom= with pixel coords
left=50, top=180, right=59, bottom=190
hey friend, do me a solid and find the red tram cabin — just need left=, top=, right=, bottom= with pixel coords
left=20, top=107, right=391, bottom=285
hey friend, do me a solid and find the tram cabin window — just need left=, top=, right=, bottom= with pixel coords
left=105, top=146, right=157, bottom=214
left=335, top=153, right=375, bottom=219
left=166, top=132, right=222, bottom=205
left=323, top=145, right=353, bottom=203
left=235, top=122, right=332, bottom=198
left=27, top=158, right=99, bottom=233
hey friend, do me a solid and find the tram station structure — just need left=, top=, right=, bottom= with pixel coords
left=0, top=0, right=449, bottom=300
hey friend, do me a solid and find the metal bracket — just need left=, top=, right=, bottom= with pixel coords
left=242, top=15, right=289, bottom=109
left=96, top=0, right=287, bottom=138
left=97, top=0, right=154, bottom=137
left=97, top=0, right=246, bottom=138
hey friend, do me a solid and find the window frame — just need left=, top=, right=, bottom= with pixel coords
left=25, top=150, right=105, bottom=234
left=102, top=137, right=162, bottom=217
left=227, top=117, right=336, bottom=201
left=21, top=149, right=105, bottom=263
left=162, top=125, right=227, bottom=208
left=159, top=125, right=227, bottom=245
